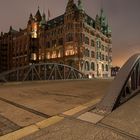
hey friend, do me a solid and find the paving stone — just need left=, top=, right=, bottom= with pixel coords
left=0, top=115, right=20, bottom=136
left=78, top=112, right=104, bottom=124
left=21, top=118, right=133, bottom=140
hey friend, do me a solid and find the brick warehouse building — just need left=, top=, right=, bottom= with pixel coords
left=0, top=0, right=112, bottom=78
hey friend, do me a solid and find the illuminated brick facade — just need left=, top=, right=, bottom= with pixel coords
left=0, top=0, right=112, bottom=78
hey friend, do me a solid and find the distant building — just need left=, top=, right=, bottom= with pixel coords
left=111, top=66, right=120, bottom=77
left=0, top=0, right=112, bottom=78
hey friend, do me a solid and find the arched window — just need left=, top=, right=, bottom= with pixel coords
left=85, top=61, right=90, bottom=71
left=91, top=62, right=95, bottom=71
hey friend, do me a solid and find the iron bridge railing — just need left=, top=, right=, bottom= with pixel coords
left=96, top=53, right=140, bottom=114
left=0, top=63, right=86, bottom=82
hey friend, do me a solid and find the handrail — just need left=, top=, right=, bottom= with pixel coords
left=0, top=63, right=86, bottom=82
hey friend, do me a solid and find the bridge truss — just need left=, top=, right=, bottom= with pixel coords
left=0, top=63, right=86, bottom=82
left=96, top=53, right=140, bottom=114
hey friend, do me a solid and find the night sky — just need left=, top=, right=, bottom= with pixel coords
left=0, top=0, right=140, bottom=67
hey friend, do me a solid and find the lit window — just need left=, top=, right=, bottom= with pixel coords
left=31, top=53, right=37, bottom=61
left=46, top=52, right=50, bottom=59
left=52, top=51, right=57, bottom=58
left=65, top=49, right=75, bottom=56
left=58, top=51, right=61, bottom=58
left=31, top=23, right=38, bottom=38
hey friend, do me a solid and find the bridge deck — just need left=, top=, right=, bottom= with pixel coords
left=0, top=79, right=112, bottom=131
left=20, top=93, right=140, bottom=140
left=101, top=93, right=140, bottom=138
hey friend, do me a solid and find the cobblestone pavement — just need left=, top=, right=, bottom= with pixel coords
left=20, top=118, right=135, bottom=140
left=20, top=94, right=140, bottom=140
left=0, top=80, right=140, bottom=140
left=0, top=79, right=111, bottom=117
left=0, top=79, right=112, bottom=137
left=0, top=115, right=20, bottom=136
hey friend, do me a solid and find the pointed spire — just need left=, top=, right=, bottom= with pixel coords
left=48, top=9, right=51, bottom=21
left=28, top=13, right=33, bottom=24
left=100, top=8, right=103, bottom=16
left=107, top=24, right=112, bottom=35
left=78, top=0, right=84, bottom=11
left=100, top=8, right=107, bottom=27
left=29, top=13, right=33, bottom=20
left=67, top=0, right=74, bottom=6
left=66, top=0, right=74, bottom=12
left=68, top=0, right=74, bottom=3
left=39, top=12, right=47, bottom=29
left=100, top=8, right=105, bottom=19
left=42, top=12, right=46, bottom=20
left=9, top=26, right=17, bottom=34
left=95, top=14, right=100, bottom=30
left=35, top=6, right=42, bottom=21
left=1, top=32, right=3, bottom=36
left=96, top=14, right=100, bottom=22
left=9, top=26, right=13, bottom=32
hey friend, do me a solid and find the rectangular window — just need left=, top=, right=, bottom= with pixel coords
left=91, top=51, right=95, bottom=58
left=91, top=40, right=94, bottom=47
left=66, top=33, right=73, bottom=42
left=52, top=40, right=56, bottom=47
left=85, top=37, right=89, bottom=45
left=58, top=38, right=63, bottom=45
left=46, top=42, right=50, bottom=48
left=96, top=52, right=98, bottom=59
left=102, top=45, right=104, bottom=51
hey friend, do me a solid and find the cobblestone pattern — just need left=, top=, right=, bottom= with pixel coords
left=20, top=119, right=133, bottom=140
left=0, top=115, right=21, bottom=136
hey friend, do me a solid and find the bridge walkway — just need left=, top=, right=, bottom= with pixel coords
left=20, top=92, right=140, bottom=140
left=0, top=79, right=112, bottom=138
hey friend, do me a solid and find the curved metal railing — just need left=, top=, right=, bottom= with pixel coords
left=96, top=53, right=140, bottom=114
left=0, top=63, right=86, bottom=82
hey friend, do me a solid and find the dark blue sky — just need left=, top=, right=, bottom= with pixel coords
left=0, top=0, right=140, bottom=66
